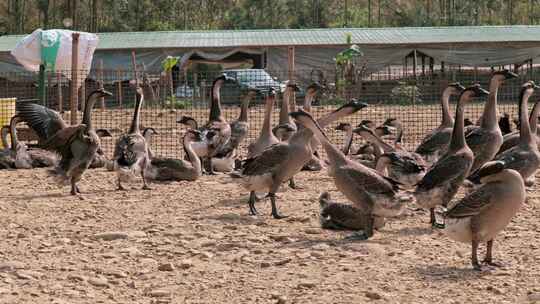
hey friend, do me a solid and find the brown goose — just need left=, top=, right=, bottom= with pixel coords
left=354, top=125, right=426, bottom=188
left=9, top=116, right=57, bottom=168
left=235, top=100, right=366, bottom=219
left=498, top=100, right=540, bottom=155
left=414, top=85, right=489, bottom=226
left=302, top=83, right=324, bottom=171
left=246, top=89, right=279, bottom=158
left=144, top=128, right=203, bottom=182
left=273, top=82, right=299, bottom=141
left=498, top=113, right=512, bottom=135
left=290, top=109, right=411, bottom=239
left=226, top=86, right=258, bottom=151
left=415, top=83, right=465, bottom=164
left=319, top=192, right=386, bottom=231
left=18, top=89, right=112, bottom=194
left=465, top=70, right=517, bottom=176
left=201, top=74, right=234, bottom=174
left=88, top=129, right=113, bottom=169
left=177, top=116, right=209, bottom=160
left=335, top=122, right=356, bottom=155
left=443, top=161, right=525, bottom=271
left=469, top=82, right=540, bottom=186
left=113, top=87, right=150, bottom=190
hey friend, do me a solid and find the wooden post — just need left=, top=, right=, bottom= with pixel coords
left=80, top=79, right=86, bottom=112
left=57, top=72, right=63, bottom=112
left=287, top=46, right=296, bottom=105
left=70, top=32, right=80, bottom=125
left=98, top=59, right=105, bottom=109
left=117, top=69, right=123, bottom=108
left=168, top=70, right=174, bottom=109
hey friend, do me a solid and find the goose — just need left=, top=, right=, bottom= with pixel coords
left=352, top=120, right=390, bottom=158
left=498, top=113, right=512, bottom=135
left=465, top=70, right=518, bottom=176
left=354, top=124, right=426, bottom=188
left=290, top=109, right=411, bottom=239
left=225, top=86, right=258, bottom=152
left=177, top=116, right=209, bottom=159
left=9, top=116, right=57, bottom=168
left=414, top=85, right=490, bottom=226
left=497, top=100, right=540, bottom=155
left=302, top=82, right=324, bottom=171
left=200, top=74, right=235, bottom=174
left=442, top=161, right=525, bottom=271
left=335, top=122, right=356, bottom=155
left=246, top=89, right=279, bottom=158
left=273, top=82, right=299, bottom=141
left=415, top=83, right=465, bottom=164
left=235, top=100, right=366, bottom=219
left=18, top=89, right=112, bottom=194
left=1, top=125, right=9, bottom=152
left=319, top=192, right=386, bottom=231
left=113, top=87, right=151, bottom=191
left=143, top=128, right=203, bottom=182
left=469, top=81, right=540, bottom=186
left=88, top=129, right=113, bottom=169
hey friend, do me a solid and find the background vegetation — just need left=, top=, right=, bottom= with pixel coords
left=1, top=0, right=540, bottom=35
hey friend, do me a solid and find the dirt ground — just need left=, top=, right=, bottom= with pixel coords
left=0, top=164, right=539, bottom=304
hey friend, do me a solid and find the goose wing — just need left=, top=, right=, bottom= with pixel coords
left=385, top=151, right=426, bottom=173
left=113, top=134, right=147, bottom=167
left=17, top=102, right=68, bottom=141
left=341, top=163, right=399, bottom=195
left=445, top=184, right=496, bottom=218
left=320, top=201, right=368, bottom=230
left=41, top=125, right=86, bottom=157
left=415, top=128, right=452, bottom=154
left=416, top=153, right=472, bottom=191
left=465, top=127, right=490, bottom=149
left=241, top=143, right=289, bottom=176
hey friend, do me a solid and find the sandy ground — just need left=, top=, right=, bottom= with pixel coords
left=0, top=165, right=539, bottom=304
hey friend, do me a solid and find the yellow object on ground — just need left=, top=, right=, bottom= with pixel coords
left=0, top=98, right=16, bottom=149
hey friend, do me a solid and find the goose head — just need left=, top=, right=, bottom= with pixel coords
left=95, top=88, right=113, bottom=98
left=461, top=84, right=489, bottom=101
left=357, top=119, right=375, bottom=129
left=352, top=124, right=376, bottom=138
left=492, top=69, right=518, bottom=85
left=286, top=82, right=301, bottom=92
left=306, top=82, right=323, bottom=96
left=176, top=116, right=198, bottom=129
left=447, top=82, right=466, bottom=95
left=334, top=99, right=368, bottom=116
left=374, top=124, right=396, bottom=137
left=184, top=129, right=203, bottom=142
left=521, top=80, right=540, bottom=99
left=464, top=118, right=474, bottom=126
left=335, top=122, right=352, bottom=132
left=142, top=127, right=158, bottom=138
left=95, top=128, right=112, bottom=138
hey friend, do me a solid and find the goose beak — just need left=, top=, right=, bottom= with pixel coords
left=505, top=71, right=519, bottom=80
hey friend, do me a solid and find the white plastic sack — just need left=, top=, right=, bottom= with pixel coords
left=10, top=29, right=99, bottom=86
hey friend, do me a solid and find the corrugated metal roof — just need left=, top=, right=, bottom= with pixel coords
left=2, top=26, right=540, bottom=52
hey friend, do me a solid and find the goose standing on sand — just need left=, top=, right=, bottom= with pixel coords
left=290, top=109, right=411, bottom=239
left=354, top=125, right=426, bottom=188
left=246, top=89, right=280, bottom=158
left=469, top=81, right=540, bottom=186
left=415, top=83, right=465, bottom=164
left=273, top=82, right=299, bottom=141
left=113, top=87, right=151, bottom=190
left=143, top=128, right=203, bottom=182
left=200, top=74, right=235, bottom=174
left=17, top=89, right=112, bottom=194
left=443, top=161, right=525, bottom=270
left=236, top=100, right=366, bottom=219
left=497, top=100, right=540, bottom=155
left=414, top=85, right=489, bottom=226
left=465, top=70, right=518, bottom=176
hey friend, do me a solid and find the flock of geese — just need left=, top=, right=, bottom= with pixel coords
left=0, top=70, right=538, bottom=271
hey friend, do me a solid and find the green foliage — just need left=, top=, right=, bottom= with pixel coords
left=166, top=96, right=192, bottom=109
left=390, top=82, right=422, bottom=104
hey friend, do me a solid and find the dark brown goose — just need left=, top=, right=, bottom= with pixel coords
left=469, top=81, right=540, bottom=186
left=415, top=83, right=465, bottom=164
left=113, top=87, right=150, bottom=190
left=17, top=89, right=112, bottom=194
left=498, top=100, right=540, bottom=155
left=290, top=109, right=411, bottom=239
left=246, top=89, right=279, bottom=158
left=465, top=70, right=517, bottom=176
left=414, top=85, right=489, bottom=226
left=319, top=192, right=386, bottom=231
left=443, top=161, right=525, bottom=271
left=9, top=116, right=57, bottom=168
left=235, top=100, right=366, bottom=219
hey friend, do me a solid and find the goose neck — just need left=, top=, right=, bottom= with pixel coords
left=210, top=79, right=224, bottom=121
left=441, top=90, right=454, bottom=127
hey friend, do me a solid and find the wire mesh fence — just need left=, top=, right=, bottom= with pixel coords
left=0, top=65, right=538, bottom=160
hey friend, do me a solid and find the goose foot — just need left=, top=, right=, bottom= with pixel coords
left=268, top=193, right=287, bottom=219
left=70, top=182, right=80, bottom=195
left=142, top=185, right=152, bottom=190
left=472, top=262, right=483, bottom=271
left=483, top=260, right=504, bottom=268
left=344, top=231, right=369, bottom=241
left=288, top=178, right=302, bottom=190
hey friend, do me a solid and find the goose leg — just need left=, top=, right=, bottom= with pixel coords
left=70, top=179, right=78, bottom=195
left=483, top=239, right=502, bottom=267
left=429, top=208, right=436, bottom=226
left=471, top=239, right=482, bottom=271
left=141, top=170, right=151, bottom=190
left=117, top=178, right=126, bottom=191
left=288, top=178, right=302, bottom=190
left=248, top=191, right=258, bottom=215
left=268, top=192, right=287, bottom=219
left=207, top=157, right=217, bottom=175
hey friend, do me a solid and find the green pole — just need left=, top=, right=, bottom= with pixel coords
left=38, top=64, right=46, bottom=105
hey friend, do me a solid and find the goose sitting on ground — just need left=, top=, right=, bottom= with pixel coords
left=273, top=82, right=299, bottom=141
left=354, top=125, right=426, bottom=188
left=113, top=87, right=151, bottom=190
left=497, top=100, right=540, bottom=155
left=235, top=100, right=366, bottom=219
left=290, top=109, right=412, bottom=239
left=9, top=116, right=57, bottom=168
left=414, top=85, right=489, bottom=226
left=465, top=70, right=518, bottom=177
left=319, top=192, right=386, bottom=231
left=415, top=83, right=465, bottom=164
left=469, top=81, right=540, bottom=187
left=143, top=128, right=203, bottom=182
left=442, top=161, right=525, bottom=271
left=17, top=89, right=113, bottom=195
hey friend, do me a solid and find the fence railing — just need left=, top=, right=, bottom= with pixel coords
left=0, top=66, right=537, bottom=159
